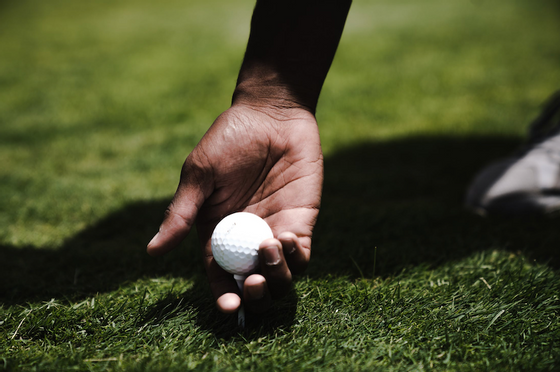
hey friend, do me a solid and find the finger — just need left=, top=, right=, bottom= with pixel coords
left=199, top=220, right=248, bottom=315
left=258, top=238, right=292, bottom=299
left=147, top=157, right=210, bottom=256
left=216, top=293, right=241, bottom=314
left=147, top=189, right=203, bottom=256
left=204, top=255, right=242, bottom=314
left=243, top=274, right=272, bottom=314
left=278, top=231, right=311, bottom=274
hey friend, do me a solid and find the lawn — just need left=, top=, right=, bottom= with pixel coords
left=1, top=0, right=560, bottom=370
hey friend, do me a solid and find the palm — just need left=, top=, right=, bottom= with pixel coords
left=193, top=105, right=323, bottom=259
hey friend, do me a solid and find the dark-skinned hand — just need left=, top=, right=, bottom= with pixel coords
left=147, top=103, right=323, bottom=314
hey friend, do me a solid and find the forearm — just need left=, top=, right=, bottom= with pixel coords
left=233, top=0, right=352, bottom=113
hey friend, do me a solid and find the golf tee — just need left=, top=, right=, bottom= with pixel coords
left=234, top=275, right=246, bottom=328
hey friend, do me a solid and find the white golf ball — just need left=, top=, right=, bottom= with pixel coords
left=211, top=212, right=274, bottom=276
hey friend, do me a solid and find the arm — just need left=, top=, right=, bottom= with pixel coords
left=148, top=0, right=351, bottom=314
left=234, top=0, right=352, bottom=113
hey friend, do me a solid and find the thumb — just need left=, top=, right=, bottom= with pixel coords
left=147, top=175, right=209, bottom=256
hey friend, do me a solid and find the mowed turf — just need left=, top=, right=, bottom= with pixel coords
left=1, top=0, right=560, bottom=370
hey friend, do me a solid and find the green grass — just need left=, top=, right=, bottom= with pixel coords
left=1, top=0, right=560, bottom=370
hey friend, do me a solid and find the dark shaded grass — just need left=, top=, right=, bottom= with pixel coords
left=316, top=135, right=560, bottom=278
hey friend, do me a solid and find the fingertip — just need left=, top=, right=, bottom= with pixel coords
left=277, top=231, right=298, bottom=240
left=146, top=210, right=192, bottom=256
left=244, top=274, right=271, bottom=314
left=259, top=238, right=281, bottom=250
left=146, top=232, right=164, bottom=256
left=277, top=231, right=298, bottom=254
left=244, top=274, right=267, bottom=299
left=259, top=240, right=283, bottom=266
left=216, top=293, right=241, bottom=314
left=146, top=248, right=161, bottom=257
left=146, top=230, right=176, bottom=256
left=245, top=274, right=266, bottom=285
left=277, top=231, right=310, bottom=274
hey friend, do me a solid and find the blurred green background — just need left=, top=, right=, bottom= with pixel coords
left=0, top=0, right=560, bottom=245
left=1, top=0, right=559, bottom=370
left=1, top=0, right=559, bottom=247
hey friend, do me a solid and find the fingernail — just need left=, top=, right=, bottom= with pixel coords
left=279, top=233, right=297, bottom=254
left=286, top=241, right=296, bottom=254
left=263, top=245, right=281, bottom=265
left=147, top=232, right=160, bottom=248
left=286, top=243, right=296, bottom=255
left=247, top=281, right=265, bottom=300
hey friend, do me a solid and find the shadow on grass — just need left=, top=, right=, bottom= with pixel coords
left=0, top=199, right=185, bottom=304
left=313, top=134, right=560, bottom=279
left=1, top=134, right=559, bottom=333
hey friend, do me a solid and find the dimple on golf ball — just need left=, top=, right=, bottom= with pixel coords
left=211, top=212, right=274, bottom=276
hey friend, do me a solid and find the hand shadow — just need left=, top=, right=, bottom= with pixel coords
left=0, top=199, right=190, bottom=304
left=0, top=199, right=298, bottom=336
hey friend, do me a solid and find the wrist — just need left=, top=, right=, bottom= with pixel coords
left=232, top=82, right=318, bottom=114
left=232, top=62, right=323, bottom=114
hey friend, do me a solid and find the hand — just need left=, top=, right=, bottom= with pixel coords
left=147, top=103, right=323, bottom=314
